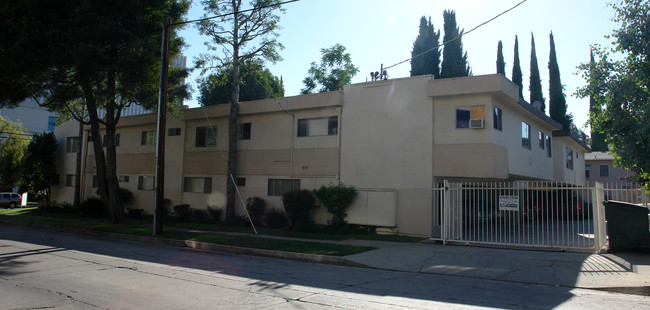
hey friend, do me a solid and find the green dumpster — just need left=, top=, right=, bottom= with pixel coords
left=604, top=201, right=650, bottom=253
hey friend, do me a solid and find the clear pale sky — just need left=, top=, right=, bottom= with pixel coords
left=178, top=0, right=620, bottom=130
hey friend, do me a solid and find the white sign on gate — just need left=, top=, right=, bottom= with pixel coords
left=499, top=195, right=519, bottom=211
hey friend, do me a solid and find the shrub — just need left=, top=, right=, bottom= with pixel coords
left=282, top=189, right=316, bottom=231
left=206, top=205, right=222, bottom=223
left=265, top=208, right=288, bottom=229
left=127, top=208, right=144, bottom=219
left=81, top=198, right=108, bottom=218
left=246, top=197, right=266, bottom=226
left=191, top=209, right=210, bottom=222
left=223, top=215, right=250, bottom=227
left=118, top=188, right=134, bottom=206
left=173, top=204, right=191, bottom=222
left=312, top=184, right=358, bottom=227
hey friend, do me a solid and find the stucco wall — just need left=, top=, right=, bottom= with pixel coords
left=341, top=76, right=434, bottom=236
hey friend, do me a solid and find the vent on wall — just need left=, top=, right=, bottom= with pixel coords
left=469, top=119, right=485, bottom=128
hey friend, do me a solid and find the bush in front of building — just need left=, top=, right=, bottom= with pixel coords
left=173, top=204, right=192, bottom=222
left=246, top=196, right=266, bottom=226
left=81, top=198, right=108, bottom=217
left=265, top=208, right=288, bottom=229
left=312, top=184, right=357, bottom=227
left=282, top=189, right=316, bottom=232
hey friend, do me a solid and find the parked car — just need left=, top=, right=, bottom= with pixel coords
left=0, top=192, right=22, bottom=208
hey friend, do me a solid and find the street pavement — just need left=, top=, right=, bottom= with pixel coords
left=1, top=223, right=649, bottom=309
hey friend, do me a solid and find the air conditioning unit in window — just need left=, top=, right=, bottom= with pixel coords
left=469, top=119, right=485, bottom=128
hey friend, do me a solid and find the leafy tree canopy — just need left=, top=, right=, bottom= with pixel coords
left=0, top=113, right=29, bottom=189
left=301, top=44, right=359, bottom=94
left=197, top=61, right=284, bottom=106
left=512, top=35, right=523, bottom=98
left=411, top=16, right=441, bottom=78
left=21, top=132, right=58, bottom=204
left=496, top=40, right=506, bottom=75
left=0, top=0, right=190, bottom=223
left=548, top=32, right=572, bottom=131
left=576, top=0, right=650, bottom=189
left=440, top=10, right=471, bottom=78
left=529, top=33, right=545, bottom=112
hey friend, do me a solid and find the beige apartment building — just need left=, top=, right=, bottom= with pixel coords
left=52, top=74, right=589, bottom=237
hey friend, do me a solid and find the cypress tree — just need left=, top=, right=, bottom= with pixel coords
left=548, top=32, right=571, bottom=131
left=511, top=35, right=523, bottom=98
left=529, top=33, right=545, bottom=111
left=588, top=49, right=608, bottom=151
left=496, top=40, right=505, bottom=75
left=410, top=16, right=441, bottom=78
left=441, top=10, right=471, bottom=78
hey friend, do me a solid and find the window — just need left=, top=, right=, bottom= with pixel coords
left=168, top=128, right=181, bottom=136
left=566, top=147, right=574, bottom=170
left=538, top=131, right=545, bottom=149
left=47, top=116, right=56, bottom=132
left=585, top=165, right=591, bottom=178
left=297, top=116, right=338, bottom=137
left=195, top=126, right=216, bottom=147
left=66, top=175, right=76, bottom=187
left=456, top=107, right=470, bottom=128
left=546, top=135, right=552, bottom=157
left=91, top=175, right=98, bottom=188
left=118, top=175, right=130, bottom=183
left=456, top=105, right=485, bottom=129
left=103, top=133, right=120, bottom=147
left=521, top=122, right=531, bottom=149
left=141, top=130, right=156, bottom=145
left=600, top=165, right=609, bottom=177
left=267, top=179, right=300, bottom=196
left=138, top=175, right=155, bottom=191
left=238, top=123, right=251, bottom=140
left=236, top=177, right=246, bottom=187
left=183, top=177, right=212, bottom=193
left=66, top=137, right=79, bottom=153
left=493, top=106, right=502, bottom=130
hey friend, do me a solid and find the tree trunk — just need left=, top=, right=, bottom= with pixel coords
left=105, top=51, right=126, bottom=224
left=82, top=82, right=109, bottom=206
left=226, top=0, right=241, bottom=220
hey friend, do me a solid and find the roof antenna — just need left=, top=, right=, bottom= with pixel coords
left=370, top=63, right=389, bottom=81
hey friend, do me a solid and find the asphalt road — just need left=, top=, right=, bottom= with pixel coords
left=1, top=223, right=648, bottom=309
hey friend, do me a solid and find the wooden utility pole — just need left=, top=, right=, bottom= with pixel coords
left=154, top=20, right=171, bottom=236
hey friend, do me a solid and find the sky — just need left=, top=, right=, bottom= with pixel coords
left=178, top=0, right=620, bottom=130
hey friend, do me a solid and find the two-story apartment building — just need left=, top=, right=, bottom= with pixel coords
left=52, top=74, right=589, bottom=236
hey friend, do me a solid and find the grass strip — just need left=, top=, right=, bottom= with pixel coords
left=0, top=212, right=375, bottom=256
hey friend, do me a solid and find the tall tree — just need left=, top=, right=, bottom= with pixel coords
left=577, top=0, right=648, bottom=188
left=585, top=49, right=608, bottom=152
left=301, top=44, right=359, bottom=94
left=548, top=32, right=572, bottom=131
left=440, top=10, right=471, bottom=78
left=511, top=35, right=523, bottom=98
left=21, top=132, right=58, bottom=205
left=0, top=113, right=29, bottom=190
left=198, top=61, right=284, bottom=106
left=196, top=0, right=284, bottom=219
left=0, top=1, right=190, bottom=223
left=529, top=33, right=545, bottom=111
left=411, top=16, right=441, bottom=78
left=496, top=40, right=506, bottom=75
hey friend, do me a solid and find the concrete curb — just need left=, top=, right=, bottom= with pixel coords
left=0, top=220, right=367, bottom=268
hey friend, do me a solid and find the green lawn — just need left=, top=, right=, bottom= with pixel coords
left=0, top=208, right=382, bottom=256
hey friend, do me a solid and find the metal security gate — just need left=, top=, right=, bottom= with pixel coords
left=430, top=181, right=643, bottom=252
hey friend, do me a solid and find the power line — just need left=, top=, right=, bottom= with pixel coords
left=384, top=0, right=527, bottom=71
left=173, top=0, right=300, bottom=26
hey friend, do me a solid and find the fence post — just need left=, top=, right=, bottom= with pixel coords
left=442, top=180, right=450, bottom=245
left=593, top=182, right=607, bottom=253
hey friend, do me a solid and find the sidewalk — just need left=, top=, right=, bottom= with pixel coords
left=3, top=218, right=649, bottom=294
left=175, top=228, right=650, bottom=294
